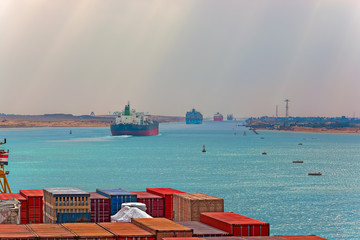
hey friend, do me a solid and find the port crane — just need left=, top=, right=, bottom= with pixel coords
left=0, top=138, right=11, bottom=193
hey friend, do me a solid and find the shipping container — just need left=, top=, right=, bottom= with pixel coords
left=96, top=189, right=137, bottom=216
left=43, top=187, right=90, bottom=223
left=62, top=222, right=115, bottom=240
left=176, top=221, right=230, bottom=237
left=200, top=212, right=270, bottom=237
left=99, top=222, right=155, bottom=240
left=20, top=189, right=44, bottom=224
left=173, top=193, right=224, bottom=221
left=280, top=236, right=328, bottom=240
left=146, top=188, right=185, bottom=220
left=131, top=191, right=164, bottom=217
left=0, top=198, right=20, bottom=224
left=57, top=212, right=91, bottom=223
left=90, top=192, right=111, bottom=222
left=132, top=218, right=193, bottom=240
left=163, top=238, right=205, bottom=240
left=0, top=193, right=27, bottom=224
left=0, top=224, right=36, bottom=239
left=27, top=223, right=76, bottom=240
left=204, top=237, right=286, bottom=240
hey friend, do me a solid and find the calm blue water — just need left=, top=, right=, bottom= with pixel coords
left=1, top=121, right=359, bottom=239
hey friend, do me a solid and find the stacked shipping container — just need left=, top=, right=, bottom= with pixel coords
left=27, top=223, right=76, bottom=240
left=90, top=192, right=111, bottom=222
left=173, top=193, right=224, bottom=221
left=200, top=212, right=270, bottom=237
left=131, top=191, right=165, bottom=217
left=96, top=189, right=137, bottom=216
left=43, top=187, right=91, bottom=223
left=146, top=188, right=185, bottom=220
left=20, top=189, right=44, bottom=224
left=0, top=193, right=27, bottom=224
left=132, top=218, right=193, bottom=240
left=99, top=222, right=155, bottom=240
left=176, top=221, right=230, bottom=237
left=62, top=222, right=115, bottom=239
left=0, top=224, right=36, bottom=240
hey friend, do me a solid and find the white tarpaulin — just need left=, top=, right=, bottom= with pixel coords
left=0, top=198, right=20, bottom=224
left=111, top=206, right=152, bottom=222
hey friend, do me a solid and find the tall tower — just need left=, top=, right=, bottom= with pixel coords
left=284, top=99, right=290, bottom=128
left=276, top=105, right=278, bottom=118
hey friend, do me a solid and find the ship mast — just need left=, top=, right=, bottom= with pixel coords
left=0, top=138, right=11, bottom=193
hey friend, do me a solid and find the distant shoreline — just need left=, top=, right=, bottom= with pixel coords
left=255, top=126, right=360, bottom=134
left=0, top=115, right=185, bottom=128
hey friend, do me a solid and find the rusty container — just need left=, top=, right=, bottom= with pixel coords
left=20, top=189, right=44, bottom=224
left=27, top=223, right=76, bottom=240
left=173, top=193, right=224, bottom=221
left=176, top=221, right=230, bottom=237
left=132, top=218, right=193, bottom=240
left=62, top=222, right=115, bottom=240
left=99, top=222, right=155, bottom=240
left=90, top=192, right=110, bottom=222
left=0, top=224, right=36, bottom=239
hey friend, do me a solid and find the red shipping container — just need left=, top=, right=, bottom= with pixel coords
left=163, top=238, right=205, bottom=240
left=0, top=193, right=27, bottom=224
left=146, top=188, right=185, bottom=220
left=27, top=223, right=76, bottom=240
left=0, top=224, right=36, bottom=239
left=62, top=222, right=115, bottom=240
left=281, top=235, right=328, bottom=240
left=131, top=191, right=165, bottom=217
left=200, top=212, right=270, bottom=237
left=99, top=222, right=155, bottom=240
left=90, top=192, right=111, bottom=222
left=20, top=189, right=44, bottom=224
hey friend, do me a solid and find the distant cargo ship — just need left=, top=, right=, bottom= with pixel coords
left=186, top=109, right=203, bottom=124
left=110, top=103, right=159, bottom=136
left=214, top=112, right=223, bottom=121
left=227, top=114, right=234, bottom=121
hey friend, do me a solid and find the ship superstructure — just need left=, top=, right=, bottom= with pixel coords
left=110, top=103, right=159, bottom=136
left=214, top=112, right=223, bottom=121
left=186, top=109, right=203, bottom=124
left=227, top=114, right=234, bottom=121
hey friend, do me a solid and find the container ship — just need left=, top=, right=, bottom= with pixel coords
left=214, top=112, right=223, bottom=121
left=227, top=114, right=234, bottom=121
left=186, top=108, right=203, bottom=124
left=110, top=103, right=159, bottom=136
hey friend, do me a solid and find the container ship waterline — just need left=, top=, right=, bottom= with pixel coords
left=110, top=103, right=159, bottom=136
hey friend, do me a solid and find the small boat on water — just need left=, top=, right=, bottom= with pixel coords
left=308, top=172, right=322, bottom=176
left=262, top=152, right=267, bottom=155
left=298, top=143, right=303, bottom=145
left=293, top=160, right=304, bottom=163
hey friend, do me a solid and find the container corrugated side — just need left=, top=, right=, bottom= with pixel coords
left=146, top=188, right=185, bottom=220
left=90, top=192, right=110, bottom=222
left=200, top=212, right=269, bottom=237
left=20, top=189, right=44, bottom=224
left=204, top=237, right=286, bottom=240
left=62, top=222, right=115, bottom=240
left=131, top=191, right=164, bottom=218
left=0, top=224, right=37, bottom=239
left=281, top=235, right=329, bottom=240
left=98, top=222, right=155, bottom=240
left=56, top=213, right=91, bottom=223
left=27, top=223, right=76, bottom=240
left=132, top=218, right=193, bottom=240
left=163, top=238, right=205, bottom=240
left=173, top=193, right=224, bottom=222
left=96, top=189, right=137, bottom=216
left=176, top=221, right=230, bottom=237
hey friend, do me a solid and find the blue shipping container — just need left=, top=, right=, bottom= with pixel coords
left=56, top=213, right=91, bottom=223
left=96, top=189, right=137, bottom=215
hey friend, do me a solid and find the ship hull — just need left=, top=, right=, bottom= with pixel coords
left=186, top=120, right=202, bottom=124
left=110, top=122, right=159, bottom=136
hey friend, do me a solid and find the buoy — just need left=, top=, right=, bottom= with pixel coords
left=202, top=145, right=206, bottom=152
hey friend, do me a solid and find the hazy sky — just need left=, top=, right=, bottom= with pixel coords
left=1, top=0, right=359, bottom=117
